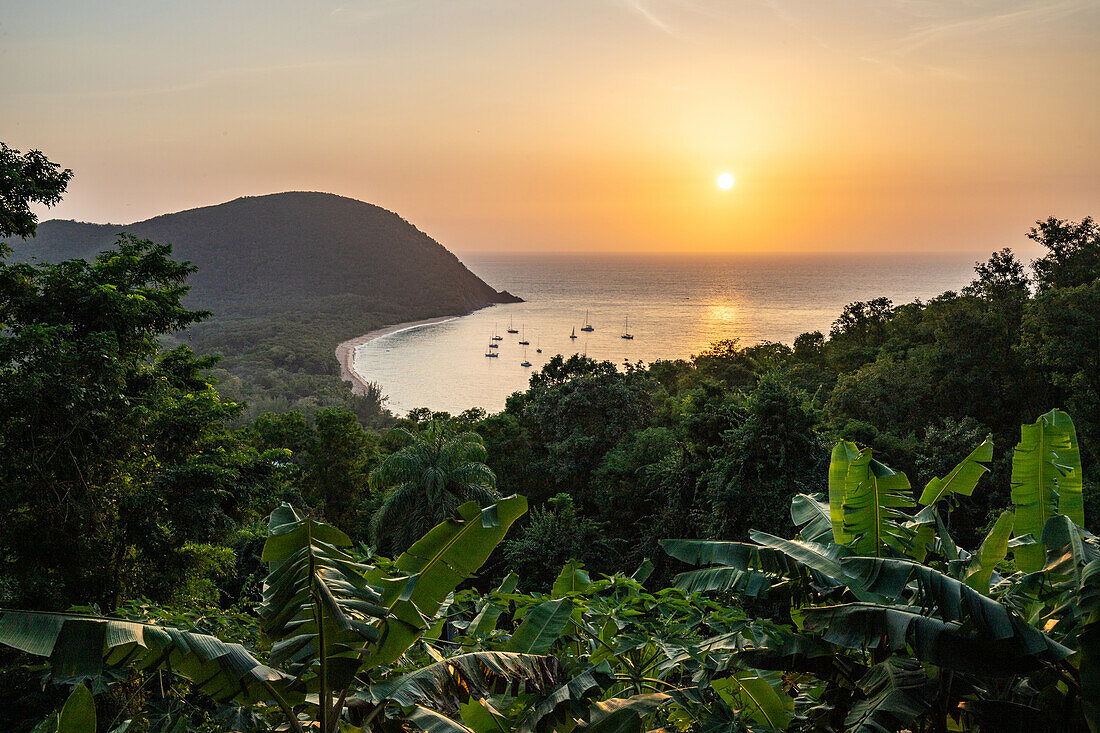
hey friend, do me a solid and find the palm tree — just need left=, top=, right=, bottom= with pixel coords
left=369, top=420, right=500, bottom=550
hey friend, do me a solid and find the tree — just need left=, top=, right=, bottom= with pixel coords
left=369, top=420, right=499, bottom=551
left=1029, top=215, right=1100, bottom=293
left=702, top=373, right=826, bottom=540
left=0, top=142, right=72, bottom=244
left=305, top=407, right=378, bottom=530
left=0, top=234, right=259, bottom=609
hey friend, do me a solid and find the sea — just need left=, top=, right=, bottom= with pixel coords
left=353, top=253, right=978, bottom=415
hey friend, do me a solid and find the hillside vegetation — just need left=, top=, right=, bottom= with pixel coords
left=3, top=192, right=519, bottom=418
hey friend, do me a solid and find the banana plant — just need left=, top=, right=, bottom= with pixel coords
left=663, top=410, right=1097, bottom=732
left=1, top=496, right=532, bottom=733
left=1011, top=409, right=1083, bottom=572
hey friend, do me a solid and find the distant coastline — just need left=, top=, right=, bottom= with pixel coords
left=335, top=315, right=460, bottom=395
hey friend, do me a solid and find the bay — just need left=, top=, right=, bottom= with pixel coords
left=353, top=253, right=977, bottom=415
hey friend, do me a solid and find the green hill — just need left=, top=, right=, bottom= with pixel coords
left=5, top=192, right=520, bottom=420
left=12, top=191, right=518, bottom=316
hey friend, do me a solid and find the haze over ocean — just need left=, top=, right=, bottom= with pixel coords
left=354, top=252, right=978, bottom=414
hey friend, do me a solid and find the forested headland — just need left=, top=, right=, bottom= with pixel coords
left=1, top=144, right=1098, bottom=731
left=4, top=190, right=520, bottom=422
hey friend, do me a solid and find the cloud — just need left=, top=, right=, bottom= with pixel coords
left=890, top=0, right=1095, bottom=56
left=617, top=0, right=677, bottom=34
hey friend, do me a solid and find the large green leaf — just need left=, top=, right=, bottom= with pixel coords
left=506, top=599, right=575, bottom=654
left=662, top=534, right=884, bottom=602
left=669, top=566, right=773, bottom=597
left=918, top=436, right=993, bottom=506
left=842, top=449, right=915, bottom=556
left=1011, top=409, right=1083, bottom=572
left=258, top=504, right=389, bottom=688
left=368, top=496, right=528, bottom=666
left=458, top=699, right=512, bottom=733
left=585, top=693, right=671, bottom=733
left=842, top=557, right=1063, bottom=651
left=803, top=603, right=1066, bottom=676
left=790, top=493, right=833, bottom=544
left=844, top=657, right=935, bottom=733
left=363, top=651, right=561, bottom=709
left=517, top=665, right=614, bottom=733
left=552, top=561, right=594, bottom=598
left=660, top=539, right=805, bottom=583
left=749, top=531, right=886, bottom=602
left=57, top=684, right=96, bottom=733
left=712, top=670, right=794, bottom=730
left=468, top=572, right=518, bottom=637
left=829, top=441, right=861, bottom=545
left=0, top=610, right=290, bottom=703
left=406, top=706, right=477, bottom=733
left=964, top=511, right=1014, bottom=593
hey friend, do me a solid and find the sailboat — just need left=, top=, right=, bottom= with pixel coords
left=491, top=325, right=503, bottom=341
left=620, top=317, right=634, bottom=340
left=518, top=326, right=529, bottom=346
left=521, top=347, right=531, bottom=368
left=488, top=332, right=499, bottom=349
left=569, top=327, right=578, bottom=340
left=581, top=310, right=594, bottom=332
left=506, top=316, right=518, bottom=334
left=536, top=338, right=542, bottom=354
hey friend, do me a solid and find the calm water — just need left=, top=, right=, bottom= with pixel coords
left=354, top=253, right=977, bottom=415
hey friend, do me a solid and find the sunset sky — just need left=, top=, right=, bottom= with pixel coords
left=3, top=1, right=1097, bottom=255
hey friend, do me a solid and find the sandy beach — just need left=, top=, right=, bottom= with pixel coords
left=335, top=315, right=458, bottom=394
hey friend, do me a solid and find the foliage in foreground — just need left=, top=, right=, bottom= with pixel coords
left=3, top=409, right=1096, bottom=732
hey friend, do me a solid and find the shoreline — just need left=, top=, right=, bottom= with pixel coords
left=335, top=315, right=459, bottom=395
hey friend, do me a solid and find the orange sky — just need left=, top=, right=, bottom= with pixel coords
left=3, top=1, right=1097, bottom=255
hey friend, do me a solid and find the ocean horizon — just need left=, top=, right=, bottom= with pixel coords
left=353, top=252, right=981, bottom=415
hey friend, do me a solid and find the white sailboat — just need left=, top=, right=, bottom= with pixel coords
left=581, top=310, right=594, bottom=332
left=620, top=317, right=634, bottom=340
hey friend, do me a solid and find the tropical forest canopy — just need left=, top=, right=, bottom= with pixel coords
left=1, top=143, right=1099, bottom=732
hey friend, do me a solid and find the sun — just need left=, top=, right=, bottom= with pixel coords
left=716, top=172, right=735, bottom=190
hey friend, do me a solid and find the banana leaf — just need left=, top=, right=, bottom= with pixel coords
left=670, top=567, right=774, bottom=597
left=1011, top=409, right=1083, bottom=572
left=841, top=449, right=915, bottom=557
left=258, top=504, right=389, bottom=687
left=964, top=511, right=1014, bottom=593
left=790, top=493, right=833, bottom=544
left=552, top=561, right=594, bottom=598
left=830, top=441, right=861, bottom=545
left=406, top=706, right=477, bottom=733
left=506, top=599, right=575, bottom=654
left=584, top=693, right=670, bottom=733
left=368, top=496, right=527, bottom=666
left=58, top=684, right=96, bottom=733
left=844, top=657, right=935, bottom=733
left=1078, top=560, right=1100, bottom=732
left=517, top=665, right=615, bottom=733
left=0, top=610, right=291, bottom=703
left=468, top=573, right=519, bottom=637
left=711, top=670, right=794, bottom=730
left=804, top=601, right=1070, bottom=676
left=918, top=436, right=993, bottom=506
left=362, top=651, right=561, bottom=710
